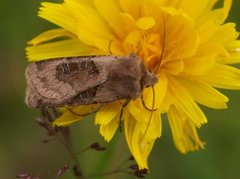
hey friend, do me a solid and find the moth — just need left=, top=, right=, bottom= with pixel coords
left=25, top=53, right=158, bottom=108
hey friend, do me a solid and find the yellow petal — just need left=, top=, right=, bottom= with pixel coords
left=198, top=20, right=217, bottom=43
left=28, top=28, right=76, bottom=46
left=95, top=102, right=122, bottom=141
left=143, top=72, right=168, bottom=109
left=168, top=76, right=207, bottom=127
left=199, top=63, right=240, bottom=89
left=124, top=112, right=161, bottom=169
left=217, top=42, right=240, bottom=65
left=224, top=56, right=240, bottom=64
left=204, top=0, right=218, bottom=11
left=123, top=30, right=141, bottom=47
left=64, top=0, right=114, bottom=51
left=168, top=105, right=205, bottom=153
left=39, top=2, right=77, bottom=34
left=210, top=23, right=239, bottom=44
left=120, top=0, right=164, bottom=21
left=127, top=99, right=147, bottom=122
left=119, top=0, right=141, bottom=19
left=178, top=77, right=229, bottom=109
left=120, top=13, right=138, bottom=31
left=225, top=40, right=240, bottom=55
left=99, top=115, right=119, bottom=141
left=53, top=111, right=80, bottom=126
left=94, top=0, right=126, bottom=39
left=179, top=0, right=212, bottom=19
left=183, top=56, right=215, bottom=76
left=223, top=0, right=232, bottom=21
left=78, top=26, right=112, bottom=52
left=164, top=60, right=184, bottom=75
left=208, top=0, right=232, bottom=25
left=123, top=30, right=148, bottom=53
left=26, top=39, right=103, bottom=61
left=53, top=105, right=97, bottom=126
left=95, top=102, right=121, bottom=125
left=65, top=0, right=95, bottom=7
left=196, top=42, right=225, bottom=57
left=136, top=16, right=156, bottom=30
left=158, top=85, right=173, bottom=112
left=143, top=110, right=162, bottom=139
left=162, top=8, right=200, bottom=60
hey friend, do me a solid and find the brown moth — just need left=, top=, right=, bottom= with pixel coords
left=25, top=53, right=158, bottom=108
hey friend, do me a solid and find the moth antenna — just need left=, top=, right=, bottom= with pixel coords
left=66, top=105, right=103, bottom=117
left=141, top=94, right=157, bottom=112
left=118, top=99, right=130, bottom=132
left=154, top=13, right=166, bottom=73
left=139, top=85, right=155, bottom=143
left=108, top=40, right=113, bottom=55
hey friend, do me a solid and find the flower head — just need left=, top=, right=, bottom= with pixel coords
left=26, top=0, right=240, bottom=169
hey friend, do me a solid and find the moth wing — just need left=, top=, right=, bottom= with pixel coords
left=25, top=57, right=107, bottom=107
left=25, top=86, right=40, bottom=108
left=66, top=56, right=144, bottom=105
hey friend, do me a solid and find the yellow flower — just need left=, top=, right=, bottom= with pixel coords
left=26, top=0, right=240, bottom=169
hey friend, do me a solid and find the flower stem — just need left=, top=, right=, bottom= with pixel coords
left=94, top=132, right=121, bottom=177
left=47, top=109, right=85, bottom=179
left=56, top=126, right=86, bottom=179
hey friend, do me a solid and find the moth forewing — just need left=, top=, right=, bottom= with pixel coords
left=25, top=54, right=158, bottom=108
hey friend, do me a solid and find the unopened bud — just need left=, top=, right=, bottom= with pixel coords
left=16, top=173, right=31, bottom=179
left=90, top=142, right=106, bottom=151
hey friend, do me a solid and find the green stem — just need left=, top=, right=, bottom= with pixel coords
left=56, top=129, right=85, bottom=179
left=94, top=132, right=121, bottom=179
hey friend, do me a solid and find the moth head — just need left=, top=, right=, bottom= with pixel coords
left=144, top=71, right=158, bottom=88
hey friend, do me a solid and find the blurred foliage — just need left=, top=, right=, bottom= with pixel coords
left=0, top=0, right=240, bottom=179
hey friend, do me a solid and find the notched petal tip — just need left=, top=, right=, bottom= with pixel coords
left=168, top=106, right=205, bottom=154
left=136, top=16, right=156, bottom=30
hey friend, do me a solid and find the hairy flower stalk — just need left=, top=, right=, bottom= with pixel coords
left=26, top=0, right=240, bottom=169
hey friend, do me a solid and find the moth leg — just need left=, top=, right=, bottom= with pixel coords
left=140, top=94, right=157, bottom=111
left=38, top=108, right=62, bottom=135
left=66, top=105, right=103, bottom=117
left=40, top=108, right=53, bottom=122
left=119, top=99, right=130, bottom=132
left=40, top=108, right=61, bottom=121
left=108, top=40, right=113, bottom=55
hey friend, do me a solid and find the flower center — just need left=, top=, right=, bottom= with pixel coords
left=124, top=30, right=165, bottom=73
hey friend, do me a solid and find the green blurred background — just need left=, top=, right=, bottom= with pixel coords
left=0, top=0, right=240, bottom=179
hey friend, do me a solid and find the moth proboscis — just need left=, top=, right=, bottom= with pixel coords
left=25, top=53, right=158, bottom=109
